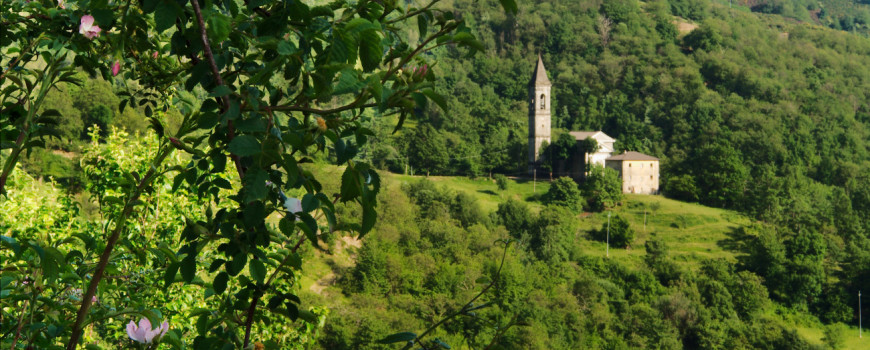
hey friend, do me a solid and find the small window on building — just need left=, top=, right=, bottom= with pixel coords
left=628, top=163, right=632, bottom=167
left=651, top=163, right=654, bottom=168
left=540, top=94, right=546, bottom=109
left=650, top=175, right=654, bottom=180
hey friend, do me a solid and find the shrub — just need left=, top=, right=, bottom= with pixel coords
left=594, top=214, right=635, bottom=248
left=544, top=177, right=583, bottom=211
left=530, top=205, right=579, bottom=262
left=494, top=173, right=508, bottom=191
left=496, top=198, right=532, bottom=239
left=664, top=174, right=699, bottom=202
left=582, top=165, right=623, bottom=212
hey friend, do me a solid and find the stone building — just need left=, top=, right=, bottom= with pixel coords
left=569, top=130, right=616, bottom=167
left=605, top=152, right=660, bottom=194
left=528, top=54, right=552, bottom=173
left=527, top=56, right=660, bottom=194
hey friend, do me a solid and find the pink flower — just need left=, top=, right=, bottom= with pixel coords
left=111, top=61, right=120, bottom=76
left=152, top=51, right=159, bottom=59
left=58, top=0, right=65, bottom=9
left=79, top=15, right=101, bottom=39
left=284, top=197, right=302, bottom=214
left=126, top=318, right=169, bottom=344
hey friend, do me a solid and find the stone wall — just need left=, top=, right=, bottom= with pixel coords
left=606, top=160, right=659, bottom=194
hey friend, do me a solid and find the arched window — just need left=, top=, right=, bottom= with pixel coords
left=540, top=94, right=546, bottom=109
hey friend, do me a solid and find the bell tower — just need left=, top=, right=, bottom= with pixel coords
left=529, top=54, right=552, bottom=173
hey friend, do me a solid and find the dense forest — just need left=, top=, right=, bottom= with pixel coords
left=3, top=0, right=870, bottom=348
left=346, top=0, right=870, bottom=347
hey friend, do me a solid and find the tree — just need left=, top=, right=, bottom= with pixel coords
left=0, top=0, right=510, bottom=348
left=544, top=177, right=583, bottom=211
left=494, top=173, right=509, bottom=191
left=541, top=133, right=577, bottom=176
left=582, top=164, right=622, bottom=212
left=530, top=205, right=578, bottom=262
left=691, top=142, right=749, bottom=209
left=645, top=235, right=681, bottom=286
left=496, top=198, right=532, bottom=239
left=594, top=214, right=635, bottom=248
left=407, top=124, right=450, bottom=176
left=664, top=174, right=700, bottom=202
left=683, top=24, right=723, bottom=52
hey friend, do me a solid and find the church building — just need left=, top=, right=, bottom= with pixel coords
left=528, top=55, right=660, bottom=194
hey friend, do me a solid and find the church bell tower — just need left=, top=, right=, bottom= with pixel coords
left=529, top=54, right=552, bottom=173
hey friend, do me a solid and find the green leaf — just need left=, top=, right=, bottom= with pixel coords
left=279, top=216, right=296, bottom=236
left=249, top=259, right=266, bottom=284
left=244, top=170, right=269, bottom=202
left=340, top=167, right=360, bottom=202
left=301, top=193, right=319, bottom=212
left=91, top=9, right=114, bottom=29
left=421, top=89, right=448, bottom=113
left=0, top=236, right=20, bottom=255
left=378, top=332, right=417, bottom=344
left=181, top=254, right=197, bottom=283
left=345, top=18, right=378, bottom=33
left=213, top=272, right=228, bottom=294
left=298, top=213, right=319, bottom=244
left=277, top=41, right=297, bottom=56
left=418, top=13, right=428, bottom=36
left=359, top=29, right=382, bottom=72
left=392, top=111, right=407, bottom=134
left=164, top=262, right=179, bottom=287
left=154, top=1, right=178, bottom=33
left=360, top=204, right=377, bottom=236
left=328, top=28, right=353, bottom=64
left=227, top=135, right=261, bottom=156
left=213, top=177, right=232, bottom=189
left=334, top=69, right=364, bottom=95
left=475, top=276, right=491, bottom=284
left=209, top=85, right=233, bottom=98
left=228, top=251, right=247, bottom=276
left=206, top=12, right=232, bottom=43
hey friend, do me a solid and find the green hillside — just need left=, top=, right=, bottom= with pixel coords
left=296, top=165, right=866, bottom=349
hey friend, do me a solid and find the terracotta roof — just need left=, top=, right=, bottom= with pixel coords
left=606, top=151, right=659, bottom=161
left=569, top=131, right=615, bottom=142
left=530, top=54, right=551, bottom=86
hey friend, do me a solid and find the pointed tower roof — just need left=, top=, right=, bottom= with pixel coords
left=530, top=54, right=551, bottom=86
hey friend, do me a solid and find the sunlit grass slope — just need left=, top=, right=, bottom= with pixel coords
left=302, top=164, right=866, bottom=348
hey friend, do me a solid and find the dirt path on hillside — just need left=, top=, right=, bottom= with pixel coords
left=308, top=235, right=362, bottom=295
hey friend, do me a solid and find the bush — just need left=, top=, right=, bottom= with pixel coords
left=530, top=205, right=579, bottom=262
left=582, top=165, right=623, bottom=212
left=494, top=173, right=508, bottom=191
left=593, top=214, right=635, bottom=248
left=822, top=323, right=847, bottom=350
left=544, top=177, right=583, bottom=211
left=451, top=192, right=485, bottom=228
left=496, top=198, right=532, bottom=239
left=664, top=174, right=699, bottom=202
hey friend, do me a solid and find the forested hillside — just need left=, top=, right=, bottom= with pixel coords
left=3, top=0, right=870, bottom=348
left=353, top=0, right=870, bottom=347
